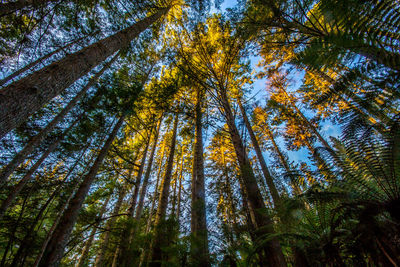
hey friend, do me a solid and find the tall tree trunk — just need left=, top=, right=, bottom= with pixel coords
left=260, top=118, right=302, bottom=195
left=139, top=132, right=169, bottom=267
left=38, top=115, right=125, bottom=267
left=145, top=144, right=166, bottom=234
left=176, top=153, right=184, bottom=219
left=0, top=7, right=169, bottom=138
left=190, top=88, right=210, bottom=267
left=0, top=0, right=60, bottom=16
left=150, top=113, right=179, bottom=266
left=135, top=119, right=162, bottom=222
left=218, top=90, right=286, bottom=267
left=94, top=186, right=126, bottom=267
left=117, top=142, right=150, bottom=267
left=281, top=87, right=335, bottom=154
left=76, top=195, right=111, bottom=267
left=32, top=143, right=97, bottom=267
left=0, top=52, right=120, bottom=184
left=0, top=116, right=79, bottom=219
left=237, top=97, right=281, bottom=206
left=0, top=34, right=92, bottom=86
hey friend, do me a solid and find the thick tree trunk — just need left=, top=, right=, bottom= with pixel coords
left=190, top=89, right=210, bottom=267
left=0, top=0, right=59, bottom=16
left=33, top=143, right=97, bottom=267
left=76, top=196, right=111, bottom=267
left=0, top=52, right=119, bottom=184
left=0, top=116, right=79, bottom=219
left=0, top=7, right=169, bottom=138
left=150, top=113, right=179, bottom=266
left=135, top=119, right=162, bottom=222
left=0, top=34, right=91, bottom=86
left=94, top=187, right=126, bottom=267
left=237, top=98, right=281, bottom=206
left=219, top=91, right=286, bottom=267
left=38, top=115, right=125, bottom=267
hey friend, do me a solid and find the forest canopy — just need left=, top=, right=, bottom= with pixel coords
left=0, top=0, right=399, bottom=266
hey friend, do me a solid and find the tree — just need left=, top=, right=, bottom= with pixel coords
left=0, top=6, right=170, bottom=138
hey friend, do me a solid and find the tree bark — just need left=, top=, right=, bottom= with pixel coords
left=0, top=34, right=91, bottom=87
left=150, top=113, right=179, bottom=266
left=0, top=52, right=120, bottom=184
left=76, top=195, right=111, bottom=267
left=0, top=7, right=169, bottom=138
left=190, top=88, right=210, bottom=267
left=94, top=187, right=126, bottom=267
left=219, top=90, right=286, bottom=267
left=33, top=143, right=97, bottom=267
left=237, top=98, right=281, bottom=206
left=38, top=115, right=124, bottom=267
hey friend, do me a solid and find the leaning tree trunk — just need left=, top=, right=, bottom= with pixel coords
left=76, top=195, right=111, bottom=267
left=218, top=90, right=286, bottom=267
left=32, top=142, right=97, bottom=267
left=190, top=88, right=210, bottom=267
left=38, top=115, right=125, bottom=267
left=264, top=124, right=302, bottom=195
left=134, top=119, right=162, bottom=223
left=117, top=141, right=150, bottom=267
left=0, top=7, right=169, bottom=138
left=150, top=113, right=179, bottom=266
left=0, top=52, right=120, bottom=185
left=237, top=97, right=281, bottom=206
left=0, top=116, right=80, bottom=219
left=0, top=33, right=92, bottom=86
left=94, top=186, right=126, bottom=267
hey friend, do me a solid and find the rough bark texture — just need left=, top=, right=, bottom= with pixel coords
left=76, top=196, right=111, bottom=267
left=0, top=7, right=168, bottom=138
left=38, top=115, right=124, bottom=267
left=0, top=34, right=90, bottom=86
left=0, top=52, right=119, bottom=184
left=219, top=91, right=286, bottom=267
left=237, top=98, right=281, bottom=206
left=190, top=89, right=210, bottom=267
left=94, top=187, right=126, bottom=267
left=0, top=116, right=79, bottom=219
left=150, top=113, right=179, bottom=266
